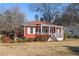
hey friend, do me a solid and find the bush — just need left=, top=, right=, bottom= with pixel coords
left=19, top=37, right=48, bottom=42
left=10, top=39, right=15, bottom=43
left=10, top=36, right=49, bottom=42
left=74, top=35, right=79, bottom=39
left=16, top=38, right=28, bottom=42
left=64, top=32, right=69, bottom=39
left=16, top=38, right=36, bottom=42
left=1, top=35, right=10, bottom=43
left=0, top=38, right=2, bottom=43
left=26, top=38, right=34, bottom=42
left=34, top=37, right=48, bottom=42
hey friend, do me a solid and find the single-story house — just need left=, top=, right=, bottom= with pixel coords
left=24, top=20, right=64, bottom=41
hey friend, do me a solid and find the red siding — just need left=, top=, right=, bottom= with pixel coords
left=24, top=34, right=49, bottom=39
left=24, top=34, right=36, bottom=38
left=24, top=26, right=36, bottom=38
left=36, top=34, right=49, bottom=38
left=24, top=26, right=51, bottom=39
left=24, top=26, right=27, bottom=37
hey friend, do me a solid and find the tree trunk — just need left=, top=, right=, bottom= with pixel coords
left=14, top=33, right=17, bottom=42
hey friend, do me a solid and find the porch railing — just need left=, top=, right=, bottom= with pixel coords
left=51, top=33, right=62, bottom=38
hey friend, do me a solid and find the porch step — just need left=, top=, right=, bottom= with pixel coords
left=47, top=35, right=57, bottom=42
left=48, top=34, right=63, bottom=42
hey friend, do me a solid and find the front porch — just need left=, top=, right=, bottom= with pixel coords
left=35, top=24, right=64, bottom=39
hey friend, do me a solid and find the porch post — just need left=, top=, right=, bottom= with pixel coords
left=55, top=27, right=56, bottom=34
left=49, top=26, right=50, bottom=34
left=41, top=25, right=42, bottom=34
left=61, top=27, right=64, bottom=39
left=54, top=27, right=55, bottom=34
left=38, top=27, right=39, bottom=34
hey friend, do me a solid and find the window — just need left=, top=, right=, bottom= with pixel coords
left=42, top=27, right=48, bottom=34
left=39, top=29, right=41, bottom=34
left=30, top=27, right=33, bottom=33
left=57, top=28, right=61, bottom=33
left=50, top=27, right=55, bottom=34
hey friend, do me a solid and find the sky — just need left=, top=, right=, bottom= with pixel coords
left=0, top=3, right=68, bottom=22
left=0, top=3, right=37, bottom=21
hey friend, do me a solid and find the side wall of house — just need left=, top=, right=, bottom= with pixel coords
left=24, top=26, right=36, bottom=38
left=24, top=26, right=49, bottom=39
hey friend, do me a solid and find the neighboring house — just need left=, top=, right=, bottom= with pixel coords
left=24, top=20, right=64, bottom=41
left=65, top=23, right=79, bottom=37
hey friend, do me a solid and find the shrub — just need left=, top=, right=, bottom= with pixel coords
left=1, top=35, right=10, bottom=43
left=0, top=38, right=2, bottom=43
left=64, top=32, right=69, bottom=39
left=10, top=39, right=15, bottom=43
left=16, top=38, right=36, bottom=42
left=16, top=38, right=27, bottom=42
left=34, top=37, right=48, bottom=42
left=74, top=35, right=79, bottom=39
left=13, top=36, right=49, bottom=42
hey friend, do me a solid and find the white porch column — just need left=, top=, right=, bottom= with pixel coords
left=49, top=26, right=50, bottom=34
left=33, top=27, right=36, bottom=34
left=37, top=26, right=40, bottom=34
left=41, top=25, right=43, bottom=34
left=61, top=27, right=64, bottom=39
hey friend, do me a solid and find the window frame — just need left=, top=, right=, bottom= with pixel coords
left=30, top=27, right=33, bottom=34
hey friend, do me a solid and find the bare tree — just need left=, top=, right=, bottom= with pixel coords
left=0, top=6, right=25, bottom=42
left=29, top=3, right=62, bottom=23
left=65, top=3, right=79, bottom=24
left=10, top=6, right=25, bottom=41
left=54, top=3, right=79, bottom=26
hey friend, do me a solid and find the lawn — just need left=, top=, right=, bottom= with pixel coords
left=0, top=39, right=79, bottom=56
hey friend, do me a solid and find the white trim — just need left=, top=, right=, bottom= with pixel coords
left=41, top=25, right=42, bottom=34
left=49, top=26, right=50, bottom=34
left=41, top=24, right=63, bottom=28
left=57, top=29, right=60, bottom=34
left=57, top=38, right=63, bottom=41
left=33, top=27, right=36, bottom=34
left=27, top=27, right=30, bottom=34
left=27, top=27, right=36, bottom=34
